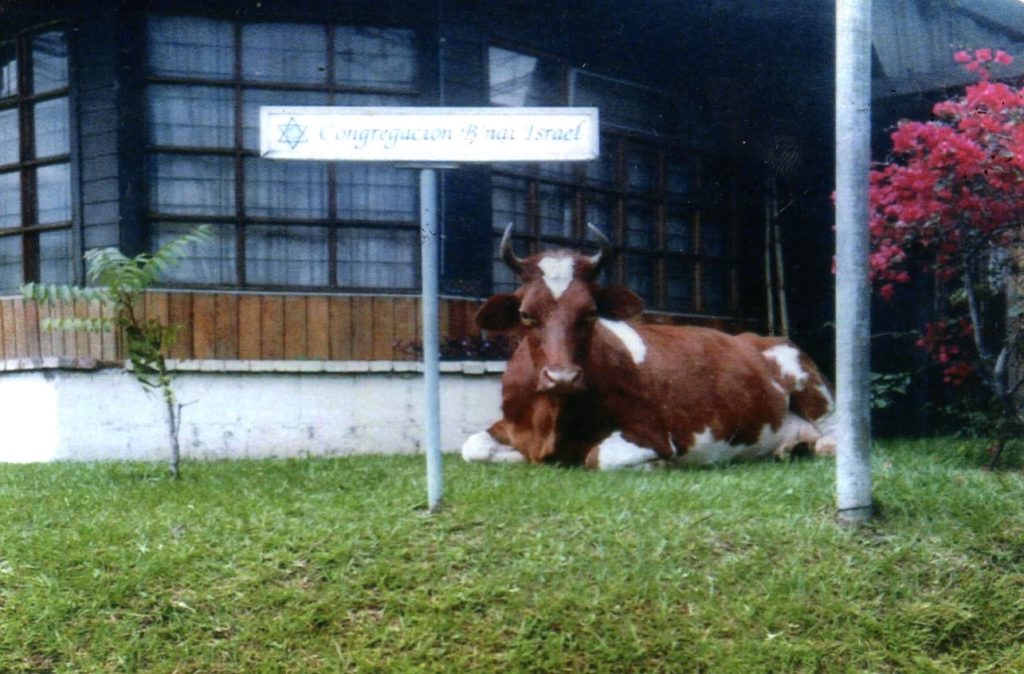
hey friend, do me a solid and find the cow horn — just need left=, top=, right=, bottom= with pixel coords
left=585, top=223, right=613, bottom=272
left=500, top=222, right=526, bottom=276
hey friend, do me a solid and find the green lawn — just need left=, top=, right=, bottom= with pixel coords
left=1, top=440, right=1023, bottom=673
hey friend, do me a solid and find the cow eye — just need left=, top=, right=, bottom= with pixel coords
left=519, top=311, right=538, bottom=326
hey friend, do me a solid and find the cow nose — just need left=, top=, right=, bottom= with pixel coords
left=540, top=366, right=582, bottom=392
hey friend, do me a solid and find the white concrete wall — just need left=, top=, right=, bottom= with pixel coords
left=0, top=360, right=504, bottom=463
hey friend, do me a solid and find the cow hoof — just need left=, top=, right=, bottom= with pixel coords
left=587, top=432, right=660, bottom=470
left=461, top=431, right=525, bottom=463
left=814, top=436, right=837, bottom=457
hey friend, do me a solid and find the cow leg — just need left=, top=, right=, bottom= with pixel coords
left=773, top=413, right=833, bottom=459
left=460, top=421, right=526, bottom=463
left=584, top=432, right=660, bottom=470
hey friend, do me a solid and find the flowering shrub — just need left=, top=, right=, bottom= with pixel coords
left=869, top=49, right=1024, bottom=458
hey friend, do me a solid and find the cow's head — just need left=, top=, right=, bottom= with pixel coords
left=476, top=223, right=644, bottom=395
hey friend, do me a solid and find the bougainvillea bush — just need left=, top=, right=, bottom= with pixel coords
left=869, top=49, right=1024, bottom=461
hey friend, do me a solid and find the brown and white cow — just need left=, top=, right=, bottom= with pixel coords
left=460, top=224, right=836, bottom=470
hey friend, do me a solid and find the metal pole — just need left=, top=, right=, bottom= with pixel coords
left=835, top=0, right=873, bottom=524
left=420, top=168, right=443, bottom=512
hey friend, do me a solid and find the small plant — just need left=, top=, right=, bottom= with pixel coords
left=22, top=226, right=212, bottom=479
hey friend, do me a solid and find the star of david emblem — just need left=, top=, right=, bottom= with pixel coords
left=277, top=117, right=308, bottom=150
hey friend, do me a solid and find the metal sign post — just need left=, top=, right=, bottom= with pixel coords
left=261, top=106, right=599, bottom=512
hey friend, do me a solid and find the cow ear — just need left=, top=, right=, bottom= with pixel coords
left=475, top=294, right=521, bottom=331
left=595, top=285, right=644, bottom=320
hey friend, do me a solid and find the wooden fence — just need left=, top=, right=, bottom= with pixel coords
left=0, top=292, right=483, bottom=363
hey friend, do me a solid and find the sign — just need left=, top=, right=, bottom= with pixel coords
left=260, top=106, right=599, bottom=162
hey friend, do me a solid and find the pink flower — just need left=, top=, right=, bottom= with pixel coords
left=975, top=48, right=993, bottom=63
left=953, top=51, right=972, bottom=64
left=994, top=50, right=1014, bottom=66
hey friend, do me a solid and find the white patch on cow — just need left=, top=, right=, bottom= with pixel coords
left=762, top=344, right=809, bottom=391
left=668, top=434, right=681, bottom=457
left=593, top=432, right=659, bottom=470
left=771, top=380, right=786, bottom=395
left=461, top=431, right=525, bottom=463
left=599, top=318, right=647, bottom=365
left=538, top=255, right=575, bottom=299
left=816, top=383, right=835, bottom=410
left=677, top=415, right=824, bottom=466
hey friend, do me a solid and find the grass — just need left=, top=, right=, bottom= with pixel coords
left=1, top=440, right=1023, bottom=673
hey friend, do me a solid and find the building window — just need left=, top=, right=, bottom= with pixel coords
left=145, top=16, right=420, bottom=290
left=488, top=47, right=736, bottom=317
left=0, top=26, right=72, bottom=292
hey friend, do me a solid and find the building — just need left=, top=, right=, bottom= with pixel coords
left=0, top=0, right=853, bottom=460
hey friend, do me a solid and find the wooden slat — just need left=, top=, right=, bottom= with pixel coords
left=12, top=299, right=29, bottom=358
left=87, top=299, right=103, bottom=360
left=0, top=299, right=15, bottom=359
left=214, top=294, right=239, bottom=359
left=438, top=299, right=450, bottom=341
left=145, top=292, right=170, bottom=327
left=58, top=300, right=76, bottom=358
left=328, top=295, right=352, bottom=361
left=100, top=300, right=118, bottom=362
left=0, top=298, right=6, bottom=360
left=306, top=296, right=329, bottom=360
left=372, top=296, right=395, bottom=360
left=350, top=296, right=374, bottom=360
left=393, top=297, right=417, bottom=361
left=283, top=296, right=307, bottom=359
left=167, top=293, right=192, bottom=360
left=36, top=300, right=54, bottom=358
left=73, top=298, right=89, bottom=359
left=238, top=295, right=262, bottom=359
left=192, top=294, right=217, bottom=359
left=260, top=295, right=284, bottom=359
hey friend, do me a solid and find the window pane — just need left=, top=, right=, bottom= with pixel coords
left=625, top=143, right=657, bottom=192
left=148, top=16, right=234, bottom=79
left=36, top=164, right=70, bottom=223
left=147, top=85, right=233, bottom=148
left=149, top=154, right=234, bottom=216
left=585, top=139, right=617, bottom=186
left=0, top=169, right=21, bottom=226
left=39, top=228, right=72, bottom=284
left=701, top=220, right=728, bottom=257
left=34, top=97, right=69, bottom=157
left=574, top=71, right=677, bottom=136
left=0, top=39, right=16, bottom=98
left=241, top=89, right=327, bottom=152
left=492, top=175, right=528, bottom=230
left=0, top=108, right=18, bottom=165
left=334, top=27, right=416, bottom=88
left=703, top=262, right=730, bottom=315
left=152, top=222, right=237, bottom=285
left=0, top=234, right=20, bottom=290
left=667, top=155, right=695, bottom=198
left=624, top=254, right=655, bottom=306
left=625, top=201, right=656, bottom=249
left=337, top=227, right=416, bottom=289
left=666, top=259, right=693, bottom=312
left=336, top=165, right=416, bottom=222
left=538, top=183, right=573, bottom=239
left=242, top=23, right=327, bottom=84
left=489, top=47, right=561, bottom=106
left=666, top=211, right=691, bottom=253
left=246, top=225, right=328, bottom=286
left=244, top=157, right=327, bottom=219
left=32, top=30, right=67, bottom=94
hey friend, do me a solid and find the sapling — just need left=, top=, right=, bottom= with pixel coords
left=22, top=226, right=212, bottom=478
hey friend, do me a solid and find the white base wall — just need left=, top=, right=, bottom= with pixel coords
left=0, top=360, right=504, bottom=463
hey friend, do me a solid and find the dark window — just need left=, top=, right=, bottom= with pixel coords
left=488, top=47, right=736, bottom=317
left=0, top=26, right=72, bottom=292
left=145, top=16, right=420, bottom=290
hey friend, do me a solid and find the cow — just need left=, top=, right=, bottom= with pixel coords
left=460, top=223, right=837, bottom=470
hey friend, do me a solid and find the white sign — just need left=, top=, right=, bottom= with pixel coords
left=260, top=106, right=599, bottom=162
